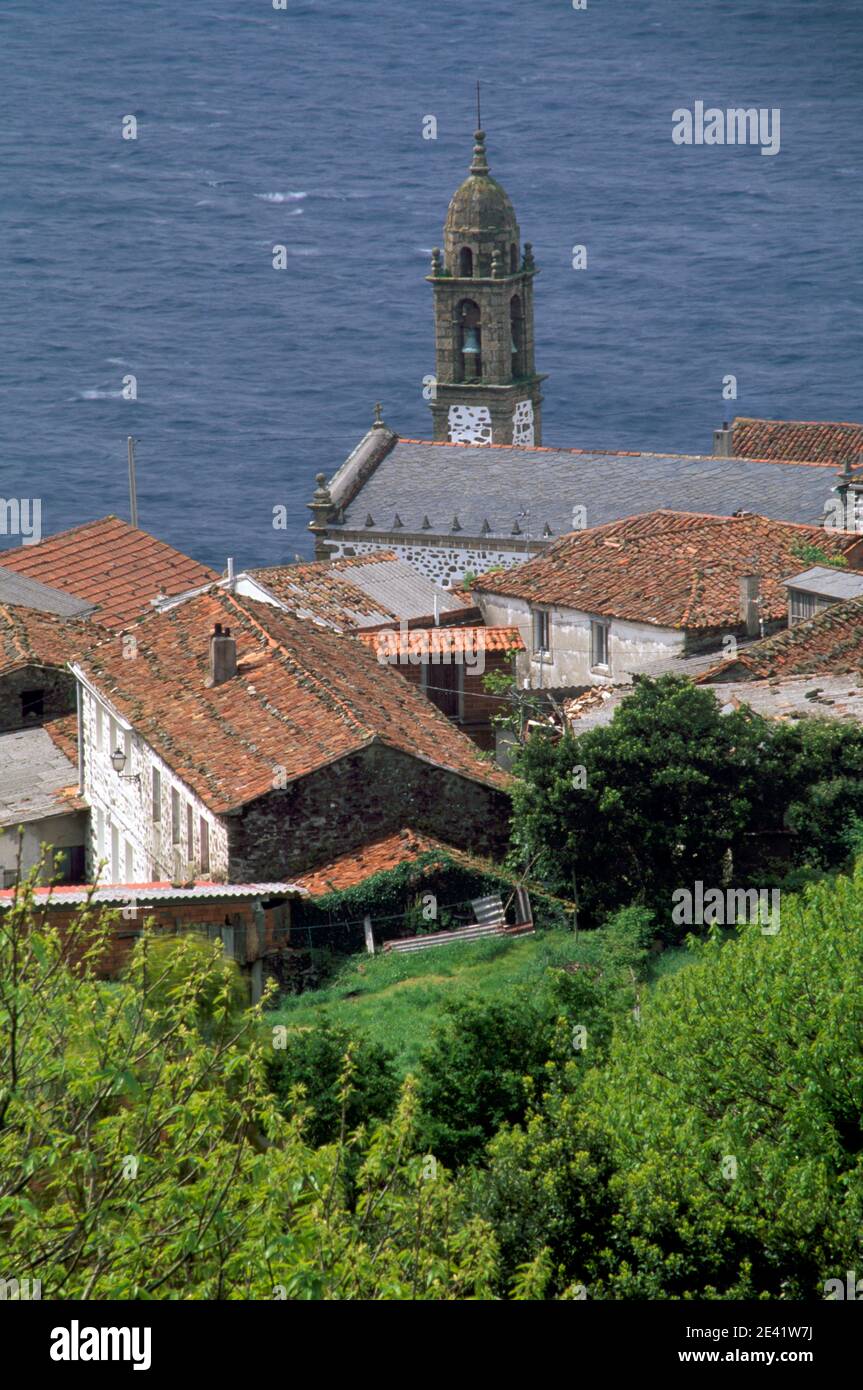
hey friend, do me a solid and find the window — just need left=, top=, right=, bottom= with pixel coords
left=20, top=689, right=44, bottom=723
left=510, top=243, right=518, bottom=274
left=151, top=768, right=161, bottom=822
left=123, top=728, right=132, bottom=765
left=171, top=788, right=181, bottom=845
left=96, top=806, right=105, bottom=860
left=788, top=589, right=818, bottom=626
left=532, top=609, right=550, bottom=656
left=200, top=817, right=210, bottom=874
left=186, top=803, right=194, bottom=858
left=95, top=700, right=103, bottom=750
left=3, top=869, right=18, bottom=889
left=457, top=299, right=482, bottom=382
left=109, top=716, right=119, bottom=759
left=111, top=825, right=120, bottom=882
left=459, top=246, right=473, bottom=277
left=590, top=619, right=610, bottom=669
left=124, top=840, right=134, bottom=881
left=54, top=845, right=85, bottom=885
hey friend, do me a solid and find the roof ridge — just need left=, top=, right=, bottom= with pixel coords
left=394, top=439, right=838, bottom=468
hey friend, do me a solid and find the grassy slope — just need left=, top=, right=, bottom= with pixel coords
left=269, top=930, right=691, bottom=1076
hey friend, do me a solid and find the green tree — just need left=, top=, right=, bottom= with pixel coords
left=266, top=1020, right=399, bottom=1148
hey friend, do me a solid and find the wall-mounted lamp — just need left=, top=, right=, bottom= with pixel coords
left=111, top=745, right=140, bottom=783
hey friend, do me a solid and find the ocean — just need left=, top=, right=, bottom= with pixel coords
left=1, top=0, right=861, bottom=569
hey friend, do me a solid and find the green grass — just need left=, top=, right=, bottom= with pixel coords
left=268, top=930, right=600, bottom=1075
left=266, top=929, right=700, bottom=1077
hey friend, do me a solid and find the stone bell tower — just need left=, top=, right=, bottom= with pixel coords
left=427, top=128, right=545, bottom=446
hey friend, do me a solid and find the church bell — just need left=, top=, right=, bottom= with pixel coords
left=462, top=326, right=480, bottom=354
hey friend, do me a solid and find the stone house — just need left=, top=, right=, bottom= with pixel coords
left=0, top=716, right=87, bottom=887
left=472, top=511, right=863, bottom=690
left=70, top=587, right=512, bottom=888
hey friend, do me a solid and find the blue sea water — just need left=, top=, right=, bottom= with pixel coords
left=1, top=0, right=861, bottom=570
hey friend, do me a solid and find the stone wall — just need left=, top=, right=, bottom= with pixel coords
left=226, top=741, right=511, bottom=883
left=324, top=532, right=544, bottom=588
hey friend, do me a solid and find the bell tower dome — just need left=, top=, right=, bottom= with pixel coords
left=427, top=128, right=545, bottom=446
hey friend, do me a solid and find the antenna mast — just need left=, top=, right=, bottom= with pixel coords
left=127, top=436, right=139, bottom=528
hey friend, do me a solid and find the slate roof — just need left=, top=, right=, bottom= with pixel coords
left=72, top=589, right=510, bottom=815
left=325, top=435, right=848, bottom=543
left=0, top=722, right=84, bottom=827
left=698, top=595, right=863, bottom=682
left=782, top=567, right=863, bottom=601
left=0, top=517, right=218, bottom=629
left=250, top=552, right=467, bottom=632
left=474, top=511, right=863, bottom=631
left=0, top=603, right=89, bottom=676
left=732, top=416, right=863, bottom=465
left=0, top=569, right=93, bottom=617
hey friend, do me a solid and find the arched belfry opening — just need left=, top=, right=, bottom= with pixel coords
left=510, top=243, right=518, bottom=275
left=458, top=299, right=482, bottom=382
left=459, top=246, right=474, bottom=277
left=510, top=294, right=525, bottom=378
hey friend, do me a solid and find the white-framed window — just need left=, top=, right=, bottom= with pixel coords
left=590, top=619, right=610, bottom=670
left=171, top=788, right=181, bottom=845
left=531, top=608, right=550, bottom=656
left=200, top=818, right=210, bottom=874
left=151, top=768, right=161, bottom=822
left=124, top=839, right=134, bottom=881
left=109, top=716, right=119, bottom=760
left=186, top=803, right=194, bottom=858
left=111, top=825, right=120, bottom=882
left=96, top=806, right=105, bottom=861
left=95, top=700, right=103, bottom=751
left=123, top=727, right=132, bottom=765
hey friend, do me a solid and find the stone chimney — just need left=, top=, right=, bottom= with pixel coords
left=739, top=575, right=760, bottom=637
left=207, top=622, right=237, bottom=686
left=713, top=421, right=733, bottom=457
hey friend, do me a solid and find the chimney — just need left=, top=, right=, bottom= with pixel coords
left=739, top=575, right=760, bottom=637
left=208, top=622, right=237, bottom=686
left=713, top=421, right=733, bottom=457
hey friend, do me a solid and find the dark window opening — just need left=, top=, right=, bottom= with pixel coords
left=21, top=689, right=44, bottom=723
left=54, top=845, right=86, bottom=885
left=459, top=246, right=473, bottom=277
left=510, top=295, right=525, bottom=378
left=426, top=662, right=461, bottom=720
left=510, top=243, right=518, bottom=274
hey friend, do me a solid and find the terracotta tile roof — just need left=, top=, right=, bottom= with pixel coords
left=294, top=827, right=518, bottom=898
left=356, top=625, right=524, bottom=659
left=43, top=711, right=80, bottom=767
left=0, top=517, right=218, bottom=629
left=474, top=511, right=863, bottom=632
left=732, top=417, right=863, bottom=465
left=698, top=595, right=863, bottom=682
left=73, top=589, right=510, bottom=814
left=0, top=602, right=90, bottom=676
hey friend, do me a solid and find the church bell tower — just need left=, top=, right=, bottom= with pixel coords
left=427, top=127, right=545, bottom=446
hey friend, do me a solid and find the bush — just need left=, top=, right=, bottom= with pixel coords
left=266, top=1020, right=399, bottom=1147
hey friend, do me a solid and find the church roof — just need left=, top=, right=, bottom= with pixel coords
left=323, top=434, right=847, bottom=545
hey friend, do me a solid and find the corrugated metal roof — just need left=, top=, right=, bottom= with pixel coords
left=0, top=726, right=83, bottom=825
left=783, top=567, right=863, bottom=600
left=0, top=569, right=94, bottom=616
left=0, top=880, right=307, bottom=906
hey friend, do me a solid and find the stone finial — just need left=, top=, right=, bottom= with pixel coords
left=393, top=513, right=404, bottom=529
left=365, top=513, right=375, bottom=528
left=421, top=515, right=432, bottom=530
left=431, top=246, right=443, bottom=276
left=451, top=515, right=462, bottom=532
left=470, top=129, right=490, bottom=176
left=511, top=519, right=522, bottom=536
left=480, top=519, right=491, bottom=536
left=373, top=401, right=387, bottom=430
left=523, top=242, right=535, bottom=272
left=307, top=472, right=335, bottom=561
left=542, top=522, right=553, bottom=537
